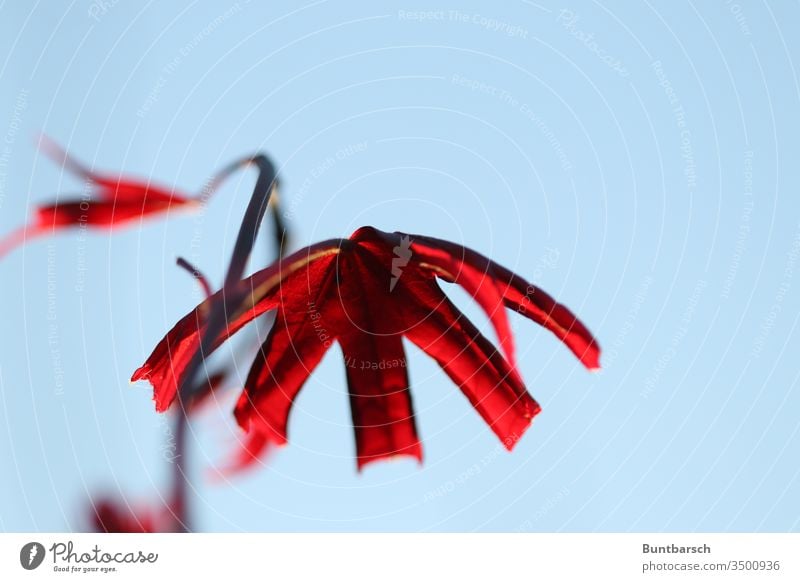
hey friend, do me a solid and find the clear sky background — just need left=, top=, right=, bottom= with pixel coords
left=0, top=1, right=799, bottom=532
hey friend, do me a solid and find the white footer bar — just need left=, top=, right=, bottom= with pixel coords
left=1, top=533, right=796, bottom=581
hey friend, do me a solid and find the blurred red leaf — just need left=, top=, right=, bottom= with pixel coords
left=0, top=136, right=204, bottom=259
left=90, top=497, right=169, bottom=533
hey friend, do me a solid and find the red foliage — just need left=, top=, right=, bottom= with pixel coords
left=90, top=498, right=167, bottom=533
left=0, top=136, right=199, bottom=259
left=132, top=226, right=600, bottom=470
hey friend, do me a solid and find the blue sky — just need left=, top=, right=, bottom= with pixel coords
left=0, top=1, right=799, bottom=532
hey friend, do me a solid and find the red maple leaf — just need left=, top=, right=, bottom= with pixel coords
left=0, top=137, right=265, bottom=259
left=132, top=226, right=600, bottom=470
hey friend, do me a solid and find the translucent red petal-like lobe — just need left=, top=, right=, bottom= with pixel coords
left=131, top=303, right=213, bottom=413
left=131, top=241, right=341, bottom=412
left=0, top=137, right=202, bottom=260
left=412, top=235, right=601, bottom=371
left=93, top=176, right=189, bottom=204
left=233, top=308, right=334, bottom=447
left=1, top=199, right=195, bottom=259
left=333, top=247, right=422, bottom=468
left=33, top=198, right=182, bottom=228
left=401, top=277, right=540, bottom=448
left=233, top=251, right=340, bottom=445
left=131, top=284, right=269, bottom=413
left=340, top=333, right=422, bottom=470
left=1, top=202, right=189, bottom=263
left=406, top=235, right=515, bottom=365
